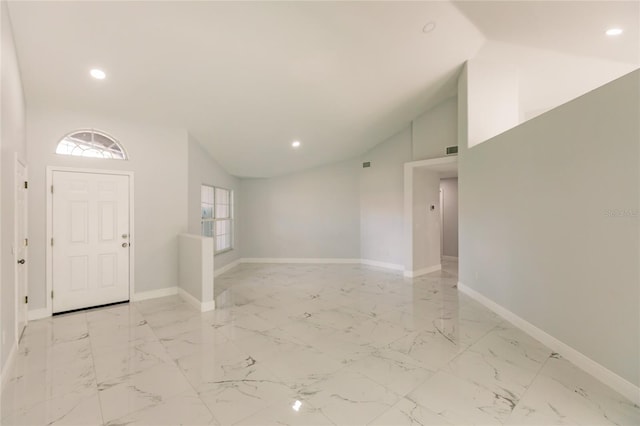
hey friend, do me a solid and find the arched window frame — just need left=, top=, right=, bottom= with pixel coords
left=55, top=129, right=129, bottom=160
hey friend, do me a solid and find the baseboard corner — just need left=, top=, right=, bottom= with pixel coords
left=132, top=286, right=178, bottom=302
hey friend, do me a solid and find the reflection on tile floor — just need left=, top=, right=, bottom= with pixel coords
left=2, top=261, right=639, bottom=425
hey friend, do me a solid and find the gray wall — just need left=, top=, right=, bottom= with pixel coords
left=440, top=177, right=458, bottom=257
left=360, top=128, right=412, bottom=266
left=458, top=69, right=640, bottom=386
left=1, top=1, right=26, bottom=372
left=26, top=108, right=188, bottom=308
left=412, top=97, right=458, bottom=161
left=239, top=158, right=360, bottom=259
left=187, top=135, right=241, bottom=270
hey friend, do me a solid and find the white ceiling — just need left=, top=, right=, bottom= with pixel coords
left=453, top=0, right=640, bottom=65
left=7, top=1, right=639, bottom=177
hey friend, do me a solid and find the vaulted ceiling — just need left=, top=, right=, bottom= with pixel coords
left=7, top=1, right=639, bottom=177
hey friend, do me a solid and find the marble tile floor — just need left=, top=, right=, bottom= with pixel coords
left=2, top=261, right=639, bottom=425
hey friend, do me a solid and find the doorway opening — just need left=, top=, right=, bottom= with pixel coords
left=403, top=156, right=458, bottom=278
left=439, top=177, right=458, bottom=276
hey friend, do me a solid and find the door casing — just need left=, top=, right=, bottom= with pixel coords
left=46, top=166, right=135, bottom=316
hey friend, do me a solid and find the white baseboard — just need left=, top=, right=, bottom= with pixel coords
left=458, top=282, right=640, bottom=405
left=360, top=259, right=404, bottom=271
left=238, top=257, right=404, bottom=272
left=27, top=308, right=50, bottom=321
left=240, top=258, right=361, bottom=264
left=404, top=264, right=441, bottom=278
left=214, top=259, right=240, bottom=277
left=1, top=341, right=18, bottom=391
left=201, top=300, right=216, bottom=312
left=132, top=286, right=178, bottom=302
left=178, top=288, right=216, bottom=312
left=442, top=255, right=459, bottom=261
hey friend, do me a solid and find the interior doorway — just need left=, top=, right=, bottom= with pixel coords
left=403, top=156, right=458, bottom=278
left=48, top=168, right=134, bottom=314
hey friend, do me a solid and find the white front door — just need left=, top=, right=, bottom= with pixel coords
left=52, top=171, right=130, bottom=313
left=15, top=158, right=28, bottom=340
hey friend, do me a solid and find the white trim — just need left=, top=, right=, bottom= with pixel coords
left=214, top=259, right=240, bottom=277
left=442, top=255, right=459, bottom=261
left=178, top=287, right=201, bottom=310
left=405, top=156, right=458, bottom=170
left=360, top=259, right=404, bottom=271
left=201, top=300, right=216, bottom=312
left=403, top=264, right=441, bottom=278
left=46, top=166, right=135, bottom=315
left=458, top=282, right=640, bottom=405
left=27, top=308, right=50, bottom=321
left=236, top=258, right=404, bottom=272
left=1, top=341, right=17, bottom=392
left=132, top=286, right=178, bottom=302
left=177, top=288, right=216, bottom=312
left=240, top=258, right=361, bottom=265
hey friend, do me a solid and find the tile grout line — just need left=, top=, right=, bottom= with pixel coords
left=501, top=351, right=553, bottom=424
left=138, top=299, right=223, bottom=425
left=85, top=311, right=108, bottom=426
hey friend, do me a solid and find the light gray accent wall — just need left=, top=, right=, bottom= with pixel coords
left=187, top=135, right=240, bottom=270
left=412, top=97, right=458, bottom=161
left=26, top=108, right=188, bottom=308
left=1, top=1, right=26, bottom=371
left=440, top=178, right=458, bottom=257
left=458, top=69, right=640, bottom=386
left=239, top=158, right=360, bottom=259
left=360, top=128, right=412, bottom=265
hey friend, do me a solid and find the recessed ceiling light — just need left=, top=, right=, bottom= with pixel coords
left=422, top=22, right=436, bottom=34
left=291, top=140, right=301, bottom=148
left=90, top=68, right=106, bottom=80
left=606, top=28, right=623, bottom=36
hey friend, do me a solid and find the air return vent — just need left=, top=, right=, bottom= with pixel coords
left=446, top=146, right=458, bottom=155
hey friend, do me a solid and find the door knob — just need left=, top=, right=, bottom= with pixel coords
left=17, top=259, right=25, bottom=264
left=122, top=243, right=129, bottom=248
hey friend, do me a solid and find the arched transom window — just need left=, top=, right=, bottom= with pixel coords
left=56, top=129, right=127, bottom=160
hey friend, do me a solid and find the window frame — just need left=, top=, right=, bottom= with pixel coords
left=55, top=129, right=129, bottom=160
left=201, top=184, right=234, bottom=255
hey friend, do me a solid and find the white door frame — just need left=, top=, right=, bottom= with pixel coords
left=403, top=156, right=457, bottom=278
left=46, top=166, right=135, bottom=316
left=14, top=154, right=28, bottom=341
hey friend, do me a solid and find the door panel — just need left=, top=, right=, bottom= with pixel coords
left=16, top=159, right=28, bottom=340
left=52, top=171, right=130, bottom=313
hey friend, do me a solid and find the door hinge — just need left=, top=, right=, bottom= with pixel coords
left=24, top=181, right=28, bottom=189
left=51, top=238, right=54, bottom=246
left=51, top=185, right=54, bottom=194
left=51, top=291, right=54, bottom=299
left=24, top=238, right=28, bottom=247
left=24, top=296, right=28, bottom=304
